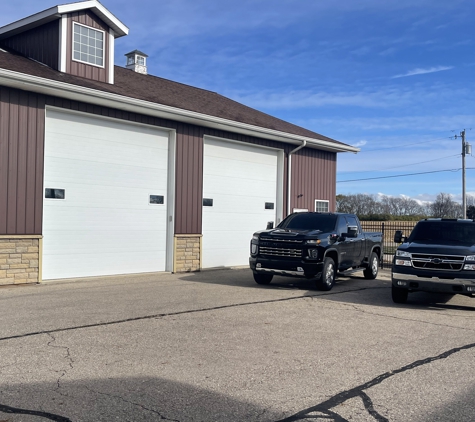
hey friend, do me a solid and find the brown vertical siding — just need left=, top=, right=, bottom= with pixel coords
left=290, top=148, right=337, bottom=212
left=0, top=86, right=45, bottom=235
left=66, top=11, right=109, bottom=83
left=0, top=21, right=60, bottom=70
left=175, top=124, right=204, bottom=234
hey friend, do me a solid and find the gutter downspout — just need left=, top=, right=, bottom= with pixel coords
left=287, top=140, right=307, bottom=216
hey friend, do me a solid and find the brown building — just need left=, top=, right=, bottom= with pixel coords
left=0, top=0, right=358, bottom=284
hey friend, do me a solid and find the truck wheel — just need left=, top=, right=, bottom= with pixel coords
left=253, top=272, right=273, bottom=285
left=363, top=252, right=379, bottom=279
left=316, top=257, right=336, bottom=291
left=392, top=285, right=408, bottom=304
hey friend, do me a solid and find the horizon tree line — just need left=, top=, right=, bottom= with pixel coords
left=336, top=193, right=475, bottom=220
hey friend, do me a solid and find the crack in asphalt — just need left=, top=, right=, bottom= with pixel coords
left=46, top=333, right=74, bottom=396
left=0, top=286, right=385, bottom=343
left=275, top=341, right=475, bottom=421
left=319, top=301, right=475, bottom=333
left=84, top=387, right=181, bottom=421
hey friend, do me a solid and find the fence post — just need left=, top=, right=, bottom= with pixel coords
left=381, top=222, right=385, bottom=269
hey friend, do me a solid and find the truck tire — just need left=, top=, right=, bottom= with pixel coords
left=363, top=252, right=379, bottom=279
left=253, top=272, right=273, bottom=285
left=316, top=257, right=336, bottom=291
left=392, top=285, right=408, bottom=304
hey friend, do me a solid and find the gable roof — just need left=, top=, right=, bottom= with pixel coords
left=0, top=0, right=128, bottom=39
left=0, top=48, right=358, bottom=152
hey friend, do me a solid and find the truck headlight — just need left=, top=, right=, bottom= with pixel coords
left=308, top=249, right=318, bottom=259
left=466, top=255, right=475, bottom=261
left=396, top=250, right=411, bottom=258
left=251, top=243, right=258, bottom=254
left=395, top=259, right=412, bottom=267
left=305, top=239, right=321, bottom=245
left=463, top=264, right=475, bottom=271
left=252, top=235, right=259, bottom=241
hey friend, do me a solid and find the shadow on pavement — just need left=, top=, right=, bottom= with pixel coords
left=178, top=268, right=475, bottom=311
left=0, top=376, right=285, bottom=422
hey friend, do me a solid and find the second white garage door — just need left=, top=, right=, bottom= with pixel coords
left=43, top=109, right=172, bottom=280
left=202, top=138, right=280, bottom=268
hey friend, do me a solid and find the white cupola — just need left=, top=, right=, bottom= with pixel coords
left=125, top=50, right=148, bottom=74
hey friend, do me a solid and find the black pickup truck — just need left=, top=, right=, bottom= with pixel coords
left=392, top=218, right=475, bottom=303
left=249, top=212, right=382, bottom=290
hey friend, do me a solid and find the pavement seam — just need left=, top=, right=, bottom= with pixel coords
left=0, top=286, right=387, bottom=343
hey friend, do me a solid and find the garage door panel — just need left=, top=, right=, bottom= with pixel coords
left=205, top=139, right=277, bottom=163
left=203, top=213, right=273, bottom=234
left=43, top=208, right=166, bottom=229
left=43, top=231, right=166, bottom=254
left=204, top=183, right=276, bottom=199
left=204, top=157, right=277, bottom=180
left=44, top=110, right=169, bottom=280
left=203, top=139, right=279, bottom=268
left=44, top=182, right=167, bottom=209
left=43, top=250, right=164, bottom=279
left=45, top=164, right=167, bottom=194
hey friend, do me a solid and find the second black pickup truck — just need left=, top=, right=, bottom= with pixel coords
left=249, top=212, right=382, bottom=290
left=392, top=218, right=475, bottom=304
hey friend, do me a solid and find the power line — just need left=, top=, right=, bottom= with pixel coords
left=356, top=136, right=452, bottom=152
left=339, top=154, right=459, bottom=175
left=337, top=167, right=475, bottom=183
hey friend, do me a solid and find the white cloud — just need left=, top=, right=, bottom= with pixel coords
left=352, top=140, right=368, bottom=147
left=392, top=66, right=453, bottom=79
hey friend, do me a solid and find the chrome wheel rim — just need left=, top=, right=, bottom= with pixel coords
left=324, top=263, right=334, bottom=285
left=371, top=257, right=378, bottom=275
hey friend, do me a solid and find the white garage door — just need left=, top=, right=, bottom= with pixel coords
left=43, top=109, right=170, bottom=280
left=202, top=138, right=279, bottom=268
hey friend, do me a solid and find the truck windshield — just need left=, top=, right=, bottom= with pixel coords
left=278, top=213, right=338, bottom=232
left=409, top=221, right=475, bottom=244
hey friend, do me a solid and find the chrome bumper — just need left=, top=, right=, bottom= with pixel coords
left=255, top=267, right=305, bottom=277
left=392, top=272, right=475, bottom=285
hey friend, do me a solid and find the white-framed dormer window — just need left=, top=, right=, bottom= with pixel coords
left=72, top=22, right=105, bottom=67
left=315, top=200, right=329, bottom=213
left=137, top=55, right=145, bottom=66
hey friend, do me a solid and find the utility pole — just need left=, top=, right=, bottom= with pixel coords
left=461, top=129, right=467, bottom=218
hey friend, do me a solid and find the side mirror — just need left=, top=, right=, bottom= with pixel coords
left=394, top=230, right=405, bottom=243
left=266, top=221, right=274, bottom=230
left=347, top=226, right=358, bottom=238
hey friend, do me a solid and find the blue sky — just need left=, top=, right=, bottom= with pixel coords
left=2, top=0, right=474, bottom=204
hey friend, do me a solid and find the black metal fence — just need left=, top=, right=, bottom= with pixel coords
left=360, top=221, right=417, bottom=268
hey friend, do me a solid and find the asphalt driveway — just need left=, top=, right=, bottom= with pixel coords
left=0, top=268, right=474, bottom=421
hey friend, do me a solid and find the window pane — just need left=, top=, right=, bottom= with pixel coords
left=73, top=23, right=104, bottom=66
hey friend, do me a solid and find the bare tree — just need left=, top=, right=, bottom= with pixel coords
left=336, top=194, right=380, bottom=216
left=430, top=193, right=462, bottom=218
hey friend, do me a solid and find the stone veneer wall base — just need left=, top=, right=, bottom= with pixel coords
left=174, top=234, right=202, bottom=273
left=0, top=236, right=42, bottom=285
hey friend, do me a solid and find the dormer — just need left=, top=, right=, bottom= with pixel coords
left=0, top=0, right=128, bottom=84
left=125, top=50, right=148, bottom=75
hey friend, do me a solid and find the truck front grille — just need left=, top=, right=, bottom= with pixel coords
left=411, top=253, right=465, bottom=271
left=259, top=246, right=302, bottom=258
